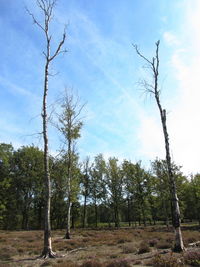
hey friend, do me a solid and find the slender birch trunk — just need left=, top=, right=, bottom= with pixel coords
left=65, top=201, right=72, bottom=239
left=134, top=41, right=184, bottom=252
left=27, top=0, right=66, bottom=258
left=42, top=55, right=54, bottom=257
left=57, top=93, right=83, bottom=239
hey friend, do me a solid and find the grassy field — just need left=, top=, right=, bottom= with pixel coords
left=1, top=224, right=200, bottom=266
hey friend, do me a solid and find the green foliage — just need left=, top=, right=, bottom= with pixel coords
left=1, top=141, right=200, bottom=230
left=183, top=174, right=200, bottom=222
left=0, top=143, right=13, bottom=227
left=105, top=157, right=123, bottom=227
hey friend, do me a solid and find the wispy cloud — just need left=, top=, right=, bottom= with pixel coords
left=0, top=75, right=38, bottom=99
left=163, top=31, right=180, bottom=46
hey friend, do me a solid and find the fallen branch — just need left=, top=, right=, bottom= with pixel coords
left=68, top=247, right=88, bottom=254
left=188, top=241, right=200, bottom=247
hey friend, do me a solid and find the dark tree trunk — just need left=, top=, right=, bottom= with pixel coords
left=141, top=207, right=146, bottom=227
left=127, top=198, right=131, bottom=227
left=37, top=201, right=43, bottom=230
left=64, top=201, right=72, bottom=239
left=95, top=201, right=98, bottom=228
left=114, top=205, right=120, bottom=228
left=82, top=194, right=87, bottom=228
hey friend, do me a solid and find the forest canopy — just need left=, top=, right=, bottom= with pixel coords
left=0, top=142, right=199, bottom=231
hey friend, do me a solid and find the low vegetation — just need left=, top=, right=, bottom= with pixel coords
left=1, top=224, right=200, bottom=266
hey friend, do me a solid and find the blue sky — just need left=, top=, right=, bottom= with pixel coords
left=0, top=0, right=200, bottom=175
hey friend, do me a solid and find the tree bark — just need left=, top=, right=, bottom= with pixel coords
left=95, top=200, right=98, bottom=228
left=82, top=194, right=87, bottom=228
left=41, top=56, right=55, bottom=258
left=158, top=99, right=184, bottom=251
left=127, top=197, right=131, bottom=227
left=64, top=135, right=72, bottom=239
left=65, top=201, right=72, bottom=239
left=154, top=42, right=184, bottom=251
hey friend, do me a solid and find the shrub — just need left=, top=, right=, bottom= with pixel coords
left=0, top=264, right=11, bottom=267
left=0, top=246, right=17, bottom=261
left=148, top=239, right=158, bottom=247
left=138, top=241, right=150, bottom=254
left=53, top=261, right=79, bottom=267
left=106, top=259, right=131, bottom=267
left=117, top=239, right=126, bottom=244
left=122, top=244, right=137, bottom=254
left=80, top=260, right=103, bottom=267
left=17, top=248, right=24, bottom=253
left=132, top=260, right=142, bottom=265
left=41, top=261, right=51, bottom=266
left=166, top=237, right=174, bottom=243
left=152, top=253, right=184, bottom=267
left=184, top=250, right=200, bottom=266
left=156, top=241, right=172, bottom=249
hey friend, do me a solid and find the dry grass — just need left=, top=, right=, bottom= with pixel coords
left=0, top=224, right=200, bottom=266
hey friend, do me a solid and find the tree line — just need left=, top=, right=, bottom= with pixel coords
left=1, top=142, right=200, bottom=231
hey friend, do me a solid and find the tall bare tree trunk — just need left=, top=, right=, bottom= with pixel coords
left=159, top=108, right=184, bottom=251
left=41, top=56, right=55, bottom=257
left=27, top=0, right=66, bottom=258
left=134, top=41, right=184, bottom=252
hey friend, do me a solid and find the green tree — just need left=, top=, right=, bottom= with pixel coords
left=12, top=146, right=44, bottom=230
left=0, top=143, right=14, bottom=229
left=105, top=157, right=123, bottom=228
left=80, top=156, right=91, bottom=228
left=151, top=159, right=171, bottom=227
left=122, top=161, right=151, bottom=226
left=90, top=154, right=106, bottom=227
left=133, top=162, right=151, bottom=226
left=57, top=91, right=83, bottom=239
left=122, top=160, right=135, bottom=226
left=51, top=157, right=67, bottom=229
left=152, top=159, right=187, bottom=226
left=184, top=174, right=200, bottom=225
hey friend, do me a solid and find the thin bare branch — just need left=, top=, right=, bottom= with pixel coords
left=25, top=7, right=45, bottom=32
left=133, top=43, right=153, bottom=66
left=50, top=30, right=67, bottom=61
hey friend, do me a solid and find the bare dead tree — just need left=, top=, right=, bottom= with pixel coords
left=27, top=0, right=66, bottom=258
left=133, top=41, right=184, bottom=252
